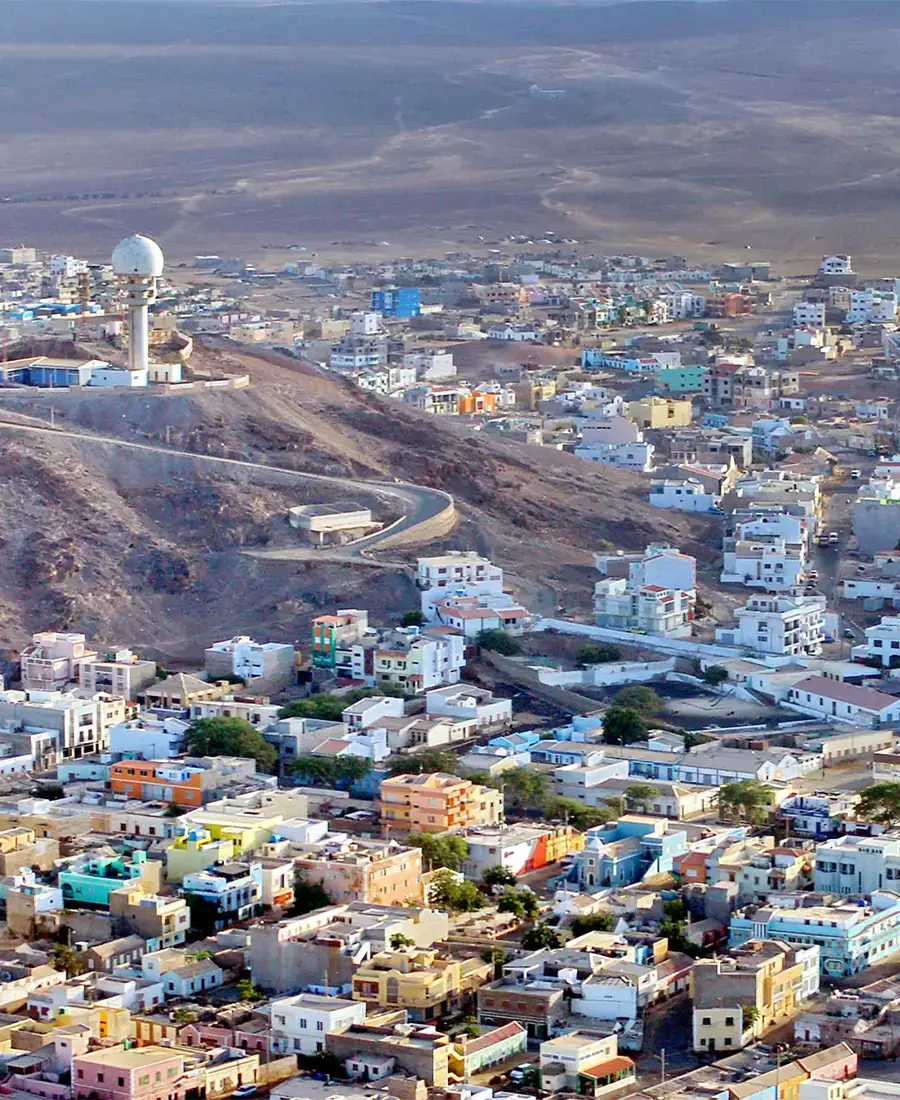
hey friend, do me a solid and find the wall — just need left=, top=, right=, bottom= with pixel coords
left=537, top=659, right=676, bottom=687
left=481, top=651, right=600, bottom=714
left=532, top=619, right=742, bottom=661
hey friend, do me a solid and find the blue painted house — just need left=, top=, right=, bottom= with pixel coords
left=573, top=818, right=689, bottom=889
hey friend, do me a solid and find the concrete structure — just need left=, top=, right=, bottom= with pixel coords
left=288, top=502, right=375, bottom=543
left=417, top=553, right=505, bottom=618
left=460, top=823, right=584, bottom=879
left=378, top=772, right=502, bottom=834
left=627, top=396, right=693, bottom=429
left=111, top=234, right=164, bottom=382
left=350, top=948, right=491, bottom=1023
left=59, top=851, right=160, bottom=908
left=785, top=676, right=900, bottom=728
left=311, top=610, right=369, bottom=668
left=449, top=1022, right=527, bottom=1081
left=424, top=685, right=512, bottom=728
left=716, top=594, right=825, bottom=657
left=730, top=891, right=900, bottom=977
left=861, top=617, right=900, bottom=669
left=79, top=648, right=157, bottom=699
left=204, top=636, right=296, bottom=691
left=594, top=578, right=693, bottom=637
left=287, top=836, right=424, bottom=906
left=269, top=992, right=366, bottom=1055
left=20, top=632, right=97, bottom=692
left=814, top=835, right=900, bottom=896
left=539, top=1032, right=635, bottom=1096
left=692, top=939, right=819, bottom=1054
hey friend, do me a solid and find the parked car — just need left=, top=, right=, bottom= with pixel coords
left=851, top=469, right=862, bottom=480
left=829, top=532, right=840, bottom=544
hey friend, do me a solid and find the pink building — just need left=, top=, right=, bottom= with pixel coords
left=73, top=1047, right=187, bottom=1100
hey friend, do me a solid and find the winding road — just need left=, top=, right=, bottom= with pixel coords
left=0, top=411, right=455, bottom=562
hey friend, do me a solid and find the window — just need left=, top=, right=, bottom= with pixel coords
left=97, top=1074, right=104, bottom=1084
left=118, top=1079, right=125, bottom=1088
left=725, top=1017, right=734, bottom=1026
left=316, top=1021, right=324, bottom=1031
left=139, top=1077, right=150, bottom=1087
left=702, top=1017, right=711, bottom=1026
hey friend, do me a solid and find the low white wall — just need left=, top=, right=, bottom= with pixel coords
left=532, top=618, right=742, bottom=661
left=537, top=658, right=676, bottom=687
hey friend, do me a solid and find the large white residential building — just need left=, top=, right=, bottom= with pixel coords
left=814, top=835, right=900, bottom=896
left=649, top=479, right=718, bottom=513
left=819, top=255, right=854, bottom=277
left=269, top=992, right=366, bottom=1055
left=20, top=632, right=97, bottom=693
left=793, top=302, right=826, bottom=327
left=78, top=648, right=157, bottom=700
left=785, top=676, right=900, bottom=728
left=715, top=594, right=825, bottom=657
left=593, top=578, right=693, bottom=637
left=425, top=685, right=512, bottom=728
left=576, top=416, right=655, bottom=471
left=204, top=636, right=296, bottom=689
left=721, top=534, right=804, bottom=592
left=860, top=617, right=900, bottom=669
left=628, top=545, right=697, bottom=593
left=0, top=689, right=127, bottom=768
left=404, top=350, right=456, bottom=380
left=417, top=553, right=504, bottom=615
left=846, top=289, right=899, bottom=324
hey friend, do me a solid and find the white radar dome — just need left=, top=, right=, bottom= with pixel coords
left=112, top=233, right=164, bottom=277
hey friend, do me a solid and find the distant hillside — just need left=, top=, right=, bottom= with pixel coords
left=0, top=343, right=717, bottom=664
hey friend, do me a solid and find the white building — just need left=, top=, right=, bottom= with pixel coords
left=785, top=676, right=900, bottom=728
left=108, top=714, right=189, bottom=760
left=721, top=535, right=804, bottom=592
left=860, top=617, right=900, bottom=669
left=404, top=350, right=456, bottom=380
left=715, top=594, right=825, bottom=657
left=793, top=302, right=826, bottom=327
left=629, top=546, right=697, bottom=594
left=649, top=479, right=718, bottom=513
left=575, top=415, right=655, bottom=472
left=78, top=648, right=157, bottom=699
left=431, top=596, right=531, bottom=638
left=350, top=311, right=383, bottom=336
left=269, top=992, right=366, bottom=1056
left=847, top=289, right=899, bottom=324
left=417, top=552, right=505, bottom=618
left=814, top=834, right=900, bottom=896
left=204, top=636, right=296, bottom=687
left=819, top=255, right=854, bottom=277
left=593, top=578, right=693, bottom=637
left=425, top=685, right=512, bottom=728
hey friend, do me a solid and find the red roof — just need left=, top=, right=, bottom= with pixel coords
left=462, top=1021, right=525, bottom=1055
left=581, top=1056, right=635, bottom=1079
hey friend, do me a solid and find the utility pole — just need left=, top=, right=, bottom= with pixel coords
left=50, top=406, right=55, bottom=429
left=659, top=1048, right=666, bottom=1087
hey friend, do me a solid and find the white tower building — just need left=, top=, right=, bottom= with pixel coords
left=111, top=234, right=164, bottom=376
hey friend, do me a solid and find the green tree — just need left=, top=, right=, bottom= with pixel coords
left=173, top=1008, right=197, bottom=1025
left=236, top=977, right=265, bottom=1003
left=289, top=755, right=372, bottom=788
left=500, top=768, right=549, bottom=813
left=718, top=780, right=774, bottom=825
left=703, top=665, right=729, bottom=687
left=683, top=730, right=714, bottom=750
left=483, top=865, right=518, bottom=889
left=279, top=694, right=347, bottom=721
left=624, top=783, right=658, bottom=813
left=601, top=706, right=648, bottom=745
left=290, top=874, right=332, bottom=916
left=390, top=933, right=415, bottom=950
left=475, top=629, right=521, bottom=656
left=577, top=644, right=621, bottom=666
left=614, top=686, right=660, bottom=714
left=497, top=888, right=540, bottom=920
left=389, top=749, right=461, bottom=776
left=429, top=869, right=485, bottom=913
left=544, top=796, right=617, bottom=829
left=521, top=922, right=561, bottom=950
left=571, top=912, right=615, bottom=936
left=856, top=782, right=900, bottom=829
left=410, top=833, right=470, bottom=871
left=186, top=717, right=277, bottom=773
left=742, top=1004, right=760, bottom=1027
left=401, top=611, right=425, bottom=627
left=480, top=946, right=509, bottom=977
left=51, top=943, right=84, bottom=978
left=663, top=898, right=687, bottom=922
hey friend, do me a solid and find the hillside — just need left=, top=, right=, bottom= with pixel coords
left=0, top=343, right=718, bottom=665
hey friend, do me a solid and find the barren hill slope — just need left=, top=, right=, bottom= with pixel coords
left=0, top=344, right=717, bottom=664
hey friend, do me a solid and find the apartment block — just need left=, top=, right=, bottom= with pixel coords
left=180, top=861, right=263, bottom=930
left=692, top=939, right=819, bottom=1054
left=730, top=891, right=900, bottom=977
left=204, top=635, right=296, bottom=692
left=269, top=992, right=366, bottom=1056
left=351, top=948, right=492, bottom=1023
left=593, top=578, right=693, bottom=637
left=79, top=648, right=158, bottom=700
left=109, top=886, right=190, bottom=951
left=716, top=594, right=825, bottom=656
left=109, top=757, right=257, bottom=808
left=377, top=772, right=503, bottom=834
left=59, top=851, right=162, bottom=908
left=814, top=835, right=900, bottom=896
left=20, top=632, right=97, bottom=692
left=288, top=835, right=424, bottom=906
left=417, top=553, right=505, bottom=617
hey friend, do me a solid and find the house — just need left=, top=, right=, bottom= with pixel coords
left=692, top=939, right=820, bottom=1054
left=83, top=935, right=147, bottom=974
left=351, top=948, right=491, bottom=1023
left=325, top=1017, right=452, bottom=1087
left=72, top=1045, right=187, bottom=1100
left=449, top=1021, right=527, bottom=1081
left=139, top=949, right=224, bottom=998
left=141, top=673, right=229, bottom=713
left=108, top=886, right=190, bottom=951
left=79, top=648, right=158, bottom=700
left=785, top=676, right=900, bottom=728
left=715, top=594, right=825, bottom=657
left=572, top=817, right=688, bottom=889
left=180, top=862, right=263, bottom=931
left=539, top=1032, right=635, bottom=1096
left=425, top=685, right=512, bottom=728
left=284, top=835, right=424, bottom=906
left=311, top=610, right=370, bottom=668
left=377, top=773, right=503, bottom=834
left=460, top=823, right=584, bottom=879
left=593, top=578, right=694, bottom=637
left=20, top=632, right=98, bottom=692
left=730, top=891, right=900, bottom=977
left=861, top=617, right=900, bottom=669
left=204, top=636, right=296, bottom=692
left=814, top=834, right=900, bottom=896
left=627, top=396, right=693, bottom=429
left=59, top=851, right=161, bottom=908
left=650, top=479, right=719, bottom=513
left=268, top=992, right=366, bottom=1056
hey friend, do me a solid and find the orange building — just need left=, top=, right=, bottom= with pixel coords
left=292, top=838, right=424, bottom=906
left=110, top=761, right=206, bottom=807
left=458, top=391, right=499, bottom=416
left=377, top=772, right=503, bottom=834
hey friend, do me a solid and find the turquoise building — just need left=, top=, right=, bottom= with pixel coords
left=59, top=850, right=152, bottom=908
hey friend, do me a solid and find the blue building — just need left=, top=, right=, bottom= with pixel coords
left=371, top=287, right=420, bottom=319
left=0, top=356, right=100, bottom=387
left=572, top=818, right=688, bottom=889
left=729, top=891, right=900, bottom=977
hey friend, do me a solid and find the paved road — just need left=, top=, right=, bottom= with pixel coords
left=0, top=412, right=453, bottom=562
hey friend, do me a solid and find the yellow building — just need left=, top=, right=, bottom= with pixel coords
left=175, top=808, right=283, bottom=857
left=377, top=772, right=503, bottom=834
left=165, top=830, right=236, bottom=884
left=351, top=948, right=491, bottom=1024
left=692, top=940, right=815, bottom=1054
left=628, top=396, right=693, bottom=429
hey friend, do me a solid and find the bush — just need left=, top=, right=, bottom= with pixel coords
left=614, top=686, right=660, bottom=714
left=186, top=717, right=277, bottom=773
left=601, top=706, right=648, bottom=745
left=703, top=665, right=728, bottom=687
left=577, top=644, right=621, bottom=666
left=476, top=629, right=521, bottom=656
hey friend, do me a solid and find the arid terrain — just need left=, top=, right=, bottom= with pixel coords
left=0, top=344, right=717, bottom=664
left=3, top=1, right=900, bottom=271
